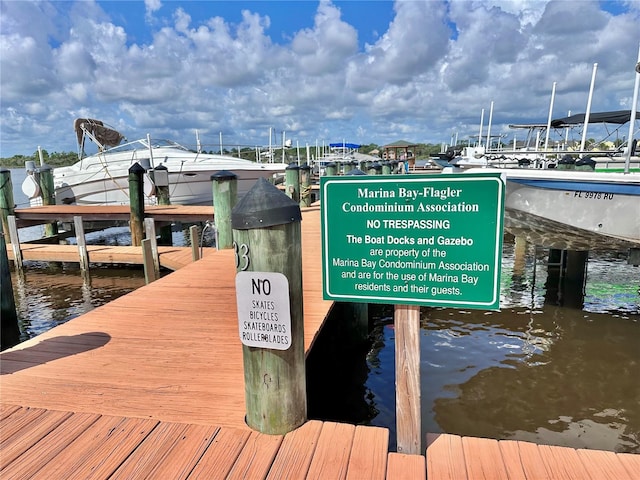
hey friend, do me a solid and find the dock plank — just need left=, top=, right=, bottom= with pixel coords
left=346, top=425, right=389, bottom=480
left=426, top=433, right=468, bottom=480
left=266, top=420, right=323, bottom=479
left=187, top=427, right=252, bottom=479
left=537, top=444, right=592, bottom=480
left=30, top=415, right=158, bottom=480
left=0, top=408, right=72, bottom=468
left=0, top=412, right=101, bottom=479
left=462, top=436, right=509, bottom=479
left=576, top=449, right=638, bottom=480
left=386, top=452, right=426, bottom=480
left=616, top=452, right=640, bottom=479
left=305, top=421, right=356, bottom=480
left=226, top=430, right=283, bottom=480
left=499, top=440, right=549, bottom=480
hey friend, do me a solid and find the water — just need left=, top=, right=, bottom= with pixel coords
left=4, top=168, right=639, bottom=453
left=4, top=168, right=148, bottom=342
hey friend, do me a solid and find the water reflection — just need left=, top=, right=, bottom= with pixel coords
left=10, top=263, right=146, bottom=342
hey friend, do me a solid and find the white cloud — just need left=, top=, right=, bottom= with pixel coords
left=0, top=0, right=638, bottom=157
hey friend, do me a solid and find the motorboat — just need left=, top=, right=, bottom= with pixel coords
left=465, top=167, right=640, bottom=251
left=23, top=119, right=288, bottom=206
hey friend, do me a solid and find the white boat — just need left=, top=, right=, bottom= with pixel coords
left=312, top=142, right=380, bottom=175
left=24, top=119, right=288, bottom=206
left=465, top=167, right=640, bottom=251
left=435, top=110, right=640, bottom=172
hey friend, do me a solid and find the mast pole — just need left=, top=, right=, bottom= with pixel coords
left=486, top=101, right=494, bottom=151
left=544, top=82, right=557, bottom=151
left=580, top=63, right=598, bottom=153
left=478, top=109, right=485, bottom=147
left=624, top=43, right=640, bottom=174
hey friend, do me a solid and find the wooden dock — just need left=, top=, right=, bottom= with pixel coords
left=2, top=206, right=639, bottom=478
left=7, top=242, right=214, bottom=271
left=11, top=204, right=214, bottom=228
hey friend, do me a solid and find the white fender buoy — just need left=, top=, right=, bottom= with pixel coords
left=143, top=173, right=156, bottom=197
left=21, top=175, right=40, bottom=199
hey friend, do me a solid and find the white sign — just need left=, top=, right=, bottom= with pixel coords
left=235, top=271, right=292, bottom=350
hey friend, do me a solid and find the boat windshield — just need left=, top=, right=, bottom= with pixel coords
left=104, top=138, right=193, bottom=154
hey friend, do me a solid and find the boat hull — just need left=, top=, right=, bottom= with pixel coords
left=51, top=148, right=287, bottom=206
left=466, top=168, right=640, bottom=250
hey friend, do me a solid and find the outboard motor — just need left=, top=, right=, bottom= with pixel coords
left=575, top=155, right=596, bottom=171
left=557, top=154, right=576, bottom=170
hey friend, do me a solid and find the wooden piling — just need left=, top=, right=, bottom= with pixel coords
left=128, top=163, right=145, bottom=246
left=0, top=168, right=15, bottom=238
left=563, top=250, right=589, bottom=308
left=395, top=304, right=421, bottom=455
left=285, top=163, right=300, bottom=203
left=368, top=162, right=382, bottom=175
left=38, top=164, right=58, bottom=237
left=141, top=239, right=158, bottom=284
left=144, top=217, right=160, bottom=278
left=211, top=170, right=238, bottom=249
left=232, top=178, right=306, bottom=435
left=299, top=164, right=312, bottom=208
left=7, top=215, right=22, bottom=271
left=73, top=216, right=90, bottom=276
left=325, top=162, right=337, bottom=177
left=0, top=221, right=20, bottom=351
left=190, top=225, right=200, bottom=261
left=151, top=165, right=172, bottom=246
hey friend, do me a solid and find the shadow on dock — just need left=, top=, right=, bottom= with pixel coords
left=0, top=332, right=110, bottom=375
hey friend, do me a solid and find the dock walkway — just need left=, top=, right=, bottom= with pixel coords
left=2, top=207, right=638, bottom=478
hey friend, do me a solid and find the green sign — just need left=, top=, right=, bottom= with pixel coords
left=320, top=173, right=504, bottom=309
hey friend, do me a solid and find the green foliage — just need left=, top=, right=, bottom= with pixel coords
left=0, top=151, right=78, bottom=168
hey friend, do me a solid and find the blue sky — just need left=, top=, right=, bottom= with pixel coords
left=1, top=0, right=639, bottom=157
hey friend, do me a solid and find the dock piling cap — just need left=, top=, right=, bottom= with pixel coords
left=211, top=170, right=238, bottom=182
left=232, top=178, right=302, bottom=230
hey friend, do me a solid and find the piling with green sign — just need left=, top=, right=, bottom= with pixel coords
left=232, top=178, right=306, bottom=435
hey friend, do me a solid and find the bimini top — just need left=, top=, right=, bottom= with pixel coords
left=74, top=118, right=125, bottom=149
left=550, top=110, right=639, bottom=128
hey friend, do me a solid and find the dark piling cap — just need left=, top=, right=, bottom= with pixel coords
left=211, top=170, right=238, bottom=182
left=129, top=162, right=146, bottom=174
left=232, top=178, right=301, bottom=230
left=286, top=162, right=300, bottom=170
left=346, top=168, right=366, bottom=175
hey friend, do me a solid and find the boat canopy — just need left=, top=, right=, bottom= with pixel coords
left=74, top=118, right=125, bottom=149
left=550, top=110, right=639, bottom=128
left=329, top=142, right=360, bottom=149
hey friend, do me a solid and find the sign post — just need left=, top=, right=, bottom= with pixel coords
left=321, top=173, right=505, bottom=454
